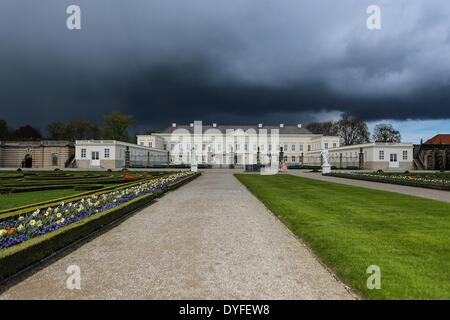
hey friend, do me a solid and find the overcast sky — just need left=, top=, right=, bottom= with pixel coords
left=0, top=0, right=449, bottom=142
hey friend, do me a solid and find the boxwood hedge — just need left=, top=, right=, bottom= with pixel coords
left=323, top=172, right=450, bottom=191
left=0, top=172, right=200, bottom=281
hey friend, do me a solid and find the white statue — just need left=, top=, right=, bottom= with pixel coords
left=321, top=149, right=329, bottom=165
left=190, top=148, right=198, bottom=172
left=321, top=149, right=331, bottom=173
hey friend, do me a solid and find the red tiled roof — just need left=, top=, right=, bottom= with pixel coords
left=424, top=134, right=450, bottom=145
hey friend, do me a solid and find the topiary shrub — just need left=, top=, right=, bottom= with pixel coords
left=376, top=169, right=384, bottom=174
left=16, top=168, right=22, bottom=172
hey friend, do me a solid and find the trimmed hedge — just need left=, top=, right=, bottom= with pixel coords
left=0, top=172, right=200, bottom=281
left=0, top=175, right=169, bottom=219
left=73, top=184, right=104, bottom=191
left=324, top=172, right=450, bottom=191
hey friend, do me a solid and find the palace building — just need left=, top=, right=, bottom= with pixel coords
left=137, top=122, right=341, bottom=167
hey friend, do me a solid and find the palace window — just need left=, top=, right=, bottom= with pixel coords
left=202, top=144, right=206, bottom=151
left=307, top=145, right=311, bottom=151
left=170, top=144, right=174, bottom=150
left=52, top=153, right=58, bottom=166
left=299, top=144, right=303, bottom=151
left=390, top=153, right=397, bottom=162
left=291, top=145, right=295, bottom=151
left=104, top=148, right=110, bottom=158
left=149, top=142, right=152, bottom=147
left=244, top=144, right=248, bottom=151
left=292, top=156, right=295, bottom=162
left=402, top=150, right=408, bottom=160
left=325, top=143, right=328, bottom=149
left=283, top=144, right=288, bottom=151
left=81, top=148, right=86, bottom=158
left=379, top=150, right=384, bottom=160
left=269, top=144, right=272, bottom=151
left=333, top=143, right=336, bottom=148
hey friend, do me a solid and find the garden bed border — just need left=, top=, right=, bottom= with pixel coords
left=323, top=172, right=450, bottom=191
left=0, top=172, right=200, bottom=281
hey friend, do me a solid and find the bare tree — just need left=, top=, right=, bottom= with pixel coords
left=372, top=123, right=401, bottom=142
left=306, top=121, right=338, bottom=135
left=336, top=117, right=370, bottom=145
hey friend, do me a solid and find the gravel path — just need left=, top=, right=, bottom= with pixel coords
left=288, top=171, right=450, bottom=203
left=0, top=172, right=352, bottom=300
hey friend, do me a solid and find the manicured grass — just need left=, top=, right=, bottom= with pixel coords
left=235, top=174, right=450, bottom=300
left=0, top=189, right=83, bottom=211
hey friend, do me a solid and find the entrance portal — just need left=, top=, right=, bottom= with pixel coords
left=24, top=154, right=32, bottom=168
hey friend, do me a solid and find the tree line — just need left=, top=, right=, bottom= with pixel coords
left=0, top=111, right=138, bottom=143
left=0, top=113, right=402, bottom=146
left=306, top=117, right=401, bottom=145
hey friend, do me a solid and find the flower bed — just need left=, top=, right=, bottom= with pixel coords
left=0, top=171, right=199, bottom=281
left=0, top=172, right=195, bottom=251
left=323, top=172, right=450, bottom=191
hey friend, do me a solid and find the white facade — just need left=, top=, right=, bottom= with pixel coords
left=75, top=140, right=168, bottom=169
left=136, top=135, right=165, bottom=150
left=304, top=142, right=414, bottom=170
left=137, top=122, right=340, bottom=166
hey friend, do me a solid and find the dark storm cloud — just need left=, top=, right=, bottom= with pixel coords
left=0, top=0, right=449, bottom=131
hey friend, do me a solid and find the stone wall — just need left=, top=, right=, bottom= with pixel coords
left=0, top=141, right=75, bottom=169
left=414, top=144, right=450, bottom=170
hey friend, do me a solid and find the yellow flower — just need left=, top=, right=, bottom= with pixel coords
left=36, top=221, right=42, bottom=227
left=19, top=216, right=25, bottom=221
left=29, top=220, right=36, bottom=226
left=17, top=224, right=23, bottom=231
left=56, top=212, right=62, bottom=218
left=0, top=229, right=7, bottom=236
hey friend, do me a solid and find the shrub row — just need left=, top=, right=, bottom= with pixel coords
left=73, top=184, right=104, bottom=191
left=0, top=175, right=169, bottom=219
left=323, top=172, right=450, bottom=191
left=0, top=177, right=141, bottom=187
left=0, top=172, right=200, bottom=281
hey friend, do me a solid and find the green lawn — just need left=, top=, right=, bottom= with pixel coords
left=0, top=189, right=83, bottom=211
left=235, top=174, right=450, bottom=300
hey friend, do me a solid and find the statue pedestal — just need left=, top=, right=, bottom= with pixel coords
left=191, top=165, right=198, bottom=172
left=322, top=164, right=331, bottom=174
